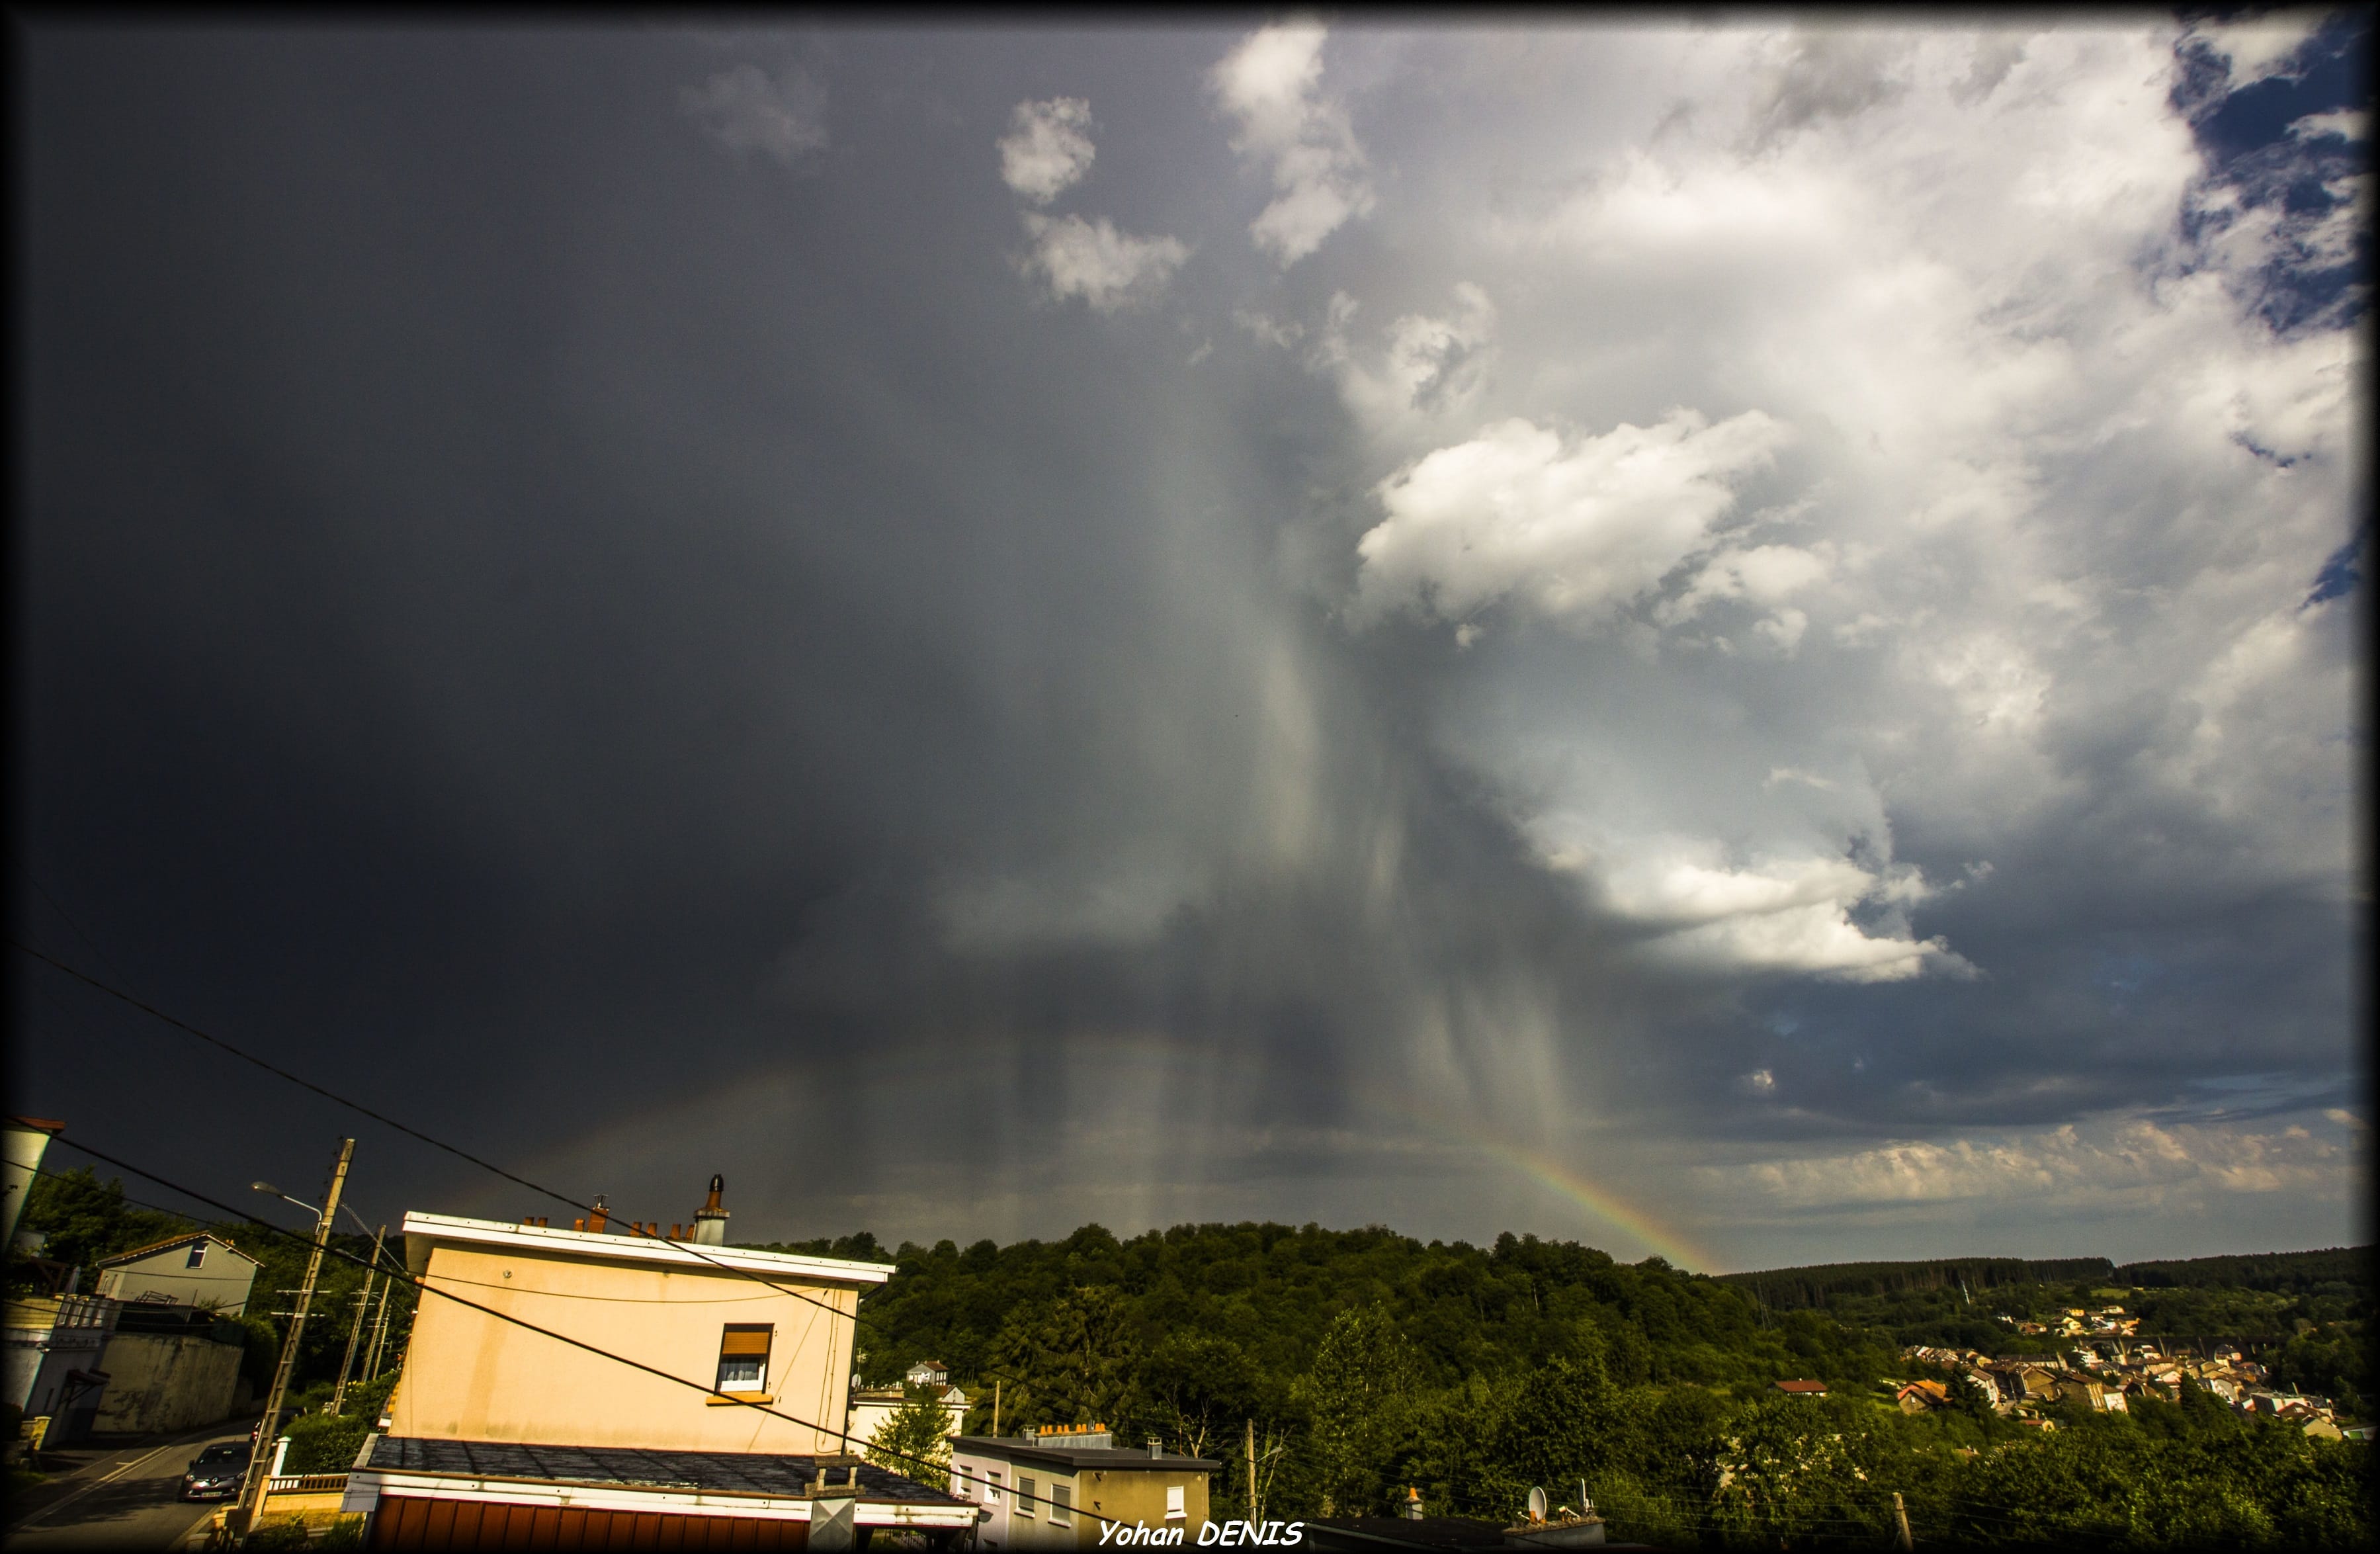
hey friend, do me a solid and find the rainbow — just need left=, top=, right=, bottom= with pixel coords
left=1468, top=1135, right=1710, bottom=1272
left=1362, top=1090, right=1709, bottom=1270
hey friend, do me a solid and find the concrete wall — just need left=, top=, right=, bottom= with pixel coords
left=6, top=1298, right=118, bottom=1444
left=92, top=1330, right=243, bottom=1434
left=388, top=1242, right=860, bottom=1453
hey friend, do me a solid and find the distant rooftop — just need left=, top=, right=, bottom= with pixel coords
left=951, top=1436, right=1218, bottom=1470
left=94, top=1230, right=258, bottom=1268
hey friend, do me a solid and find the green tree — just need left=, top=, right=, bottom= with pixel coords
left=1476, top=1353, right=1615, bottom=1517
left=1137, top=1331, right=1264, bottom=1462
left=867, top=1394, right=955, bottom=1489
left=1301, top=1304, right=1422, bottom=1516
left=15, top=1167, right=190, bottom=1269
left=1946, top=1370, right=1996, bottom=1427
left=1712, top=1394, right=1897, bottom=1547
left=991, top=1285, right=1139, bottom=1431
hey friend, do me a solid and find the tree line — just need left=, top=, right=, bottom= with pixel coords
left=767, top=1222, right=2370, bottom=1549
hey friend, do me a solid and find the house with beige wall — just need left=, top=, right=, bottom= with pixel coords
left=383, top=1209, right=880, bottom=1453
left=341, top=1187, right=974, bottom=1549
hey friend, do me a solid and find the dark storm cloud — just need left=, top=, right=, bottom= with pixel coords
left=13, top=26, right=1631, bottom=1236
left=13, top=21, right=2364, bottom=1267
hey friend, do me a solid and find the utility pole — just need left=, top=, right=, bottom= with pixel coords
left=991, top=1379, right=1000, bottom=1437
left=1892, top=1491, right=1913, bottom=1550
left=1246, top=1418, right=1257, bottom=1522
left=330, top=1223, right=386, bottom=1415
left=234, top=1139, right=353, bottom=1539
left=361, top=1273, right=395, bottom=1384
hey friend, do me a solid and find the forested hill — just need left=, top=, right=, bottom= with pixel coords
left=1717, top=1257, right=2116, bottom=1311
left=1721, top=1247, right=2369, bottom=1311
left=748, top=1221, right=2368, bottom=1546
left=2116, top=1247, right=2371, bottom=1292
left=756, top=1222, right=1869, bottom=1405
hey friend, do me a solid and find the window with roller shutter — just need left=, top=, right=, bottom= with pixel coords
left=716, top=1324, right=773, bottom=1392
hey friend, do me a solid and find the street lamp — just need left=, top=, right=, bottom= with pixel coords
left=253, top=1183, right=376, bottom=1238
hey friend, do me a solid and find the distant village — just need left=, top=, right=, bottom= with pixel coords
left=1892, top=1303, right=2364, bottom=1441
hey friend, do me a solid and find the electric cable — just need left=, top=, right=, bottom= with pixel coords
left=8, top=933, right=1214, bottom=1451
left=39, top=1132, right=1146, bottom=1530
left=15, top=933, right=2320, bottom=1538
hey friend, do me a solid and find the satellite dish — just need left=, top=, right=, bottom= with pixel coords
left=1527, top=1487, right=1547, bottom=1523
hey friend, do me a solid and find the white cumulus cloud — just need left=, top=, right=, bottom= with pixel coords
left=1019, top=214, right=1188, bottom=314
left=1708, top=1117, right=2354, bottom=1211
left=999, top=97, right=1097, bottom=204
left=1211, top=22, right=1377, bottom=266
left=1352, top=409, right=1791, bottom=629
left=1552, top=834, right=1963, bottom=982
left=2188, top=11, right=2328, bottom=89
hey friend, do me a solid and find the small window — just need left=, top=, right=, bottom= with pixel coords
left=1050, top=1485, right=1072, bottom=1526
left=716, top=1324, right=773, bottom=1393
left=1016, top=1476, right=1035, bottom=1518
left=1166, top=1486, right=1185, bottom=1521
left=186, top=1242, right=207, bottom=1270
left=986, top=1471, right=1002, bottom=1505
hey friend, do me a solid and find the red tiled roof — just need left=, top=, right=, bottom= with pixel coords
left=1774, top=1379, right=1828, bottom=1393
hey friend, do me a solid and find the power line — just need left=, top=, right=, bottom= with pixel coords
left=11, top=937, right=561, bottom=1206
left=7, top=935, right=1203, bottom=1448
left=17, top=1157, right=408, bottom=1279
left=43, top=1131, right=1132, bottom=1530
left=9, top=853, right=141, bottom=992
left=5, top=887, right=1232, bottom=1442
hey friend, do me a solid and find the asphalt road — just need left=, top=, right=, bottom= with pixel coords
left=5, top=1426, right=239, bottom=1552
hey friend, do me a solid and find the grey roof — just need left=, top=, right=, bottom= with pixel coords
left=364, top=1436, right=958, bottom=1504
left=950, top=1436, right=1218, bottom=1471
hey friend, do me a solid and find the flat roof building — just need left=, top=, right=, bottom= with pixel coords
left=951, top=1432, right=1217, bottom=1549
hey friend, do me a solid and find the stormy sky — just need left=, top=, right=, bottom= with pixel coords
left=13, top=16, right=2367, bottom=1272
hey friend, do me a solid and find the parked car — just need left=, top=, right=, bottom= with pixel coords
left=181, top=1442, right=250, bottom=1501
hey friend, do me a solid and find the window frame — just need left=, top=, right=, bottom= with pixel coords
left=1050, top=1483, right=1072, bottom=1527
left=1166, top=1485, right=1186, bottom=1521
left=715, top=1323, right=774, bottom=1394
left=986, top=1470, right=1002, bottom=1505
left=185, top=1242, right=207, bottom=1270
left=1015, top=1475, right=1035, bottom=1518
